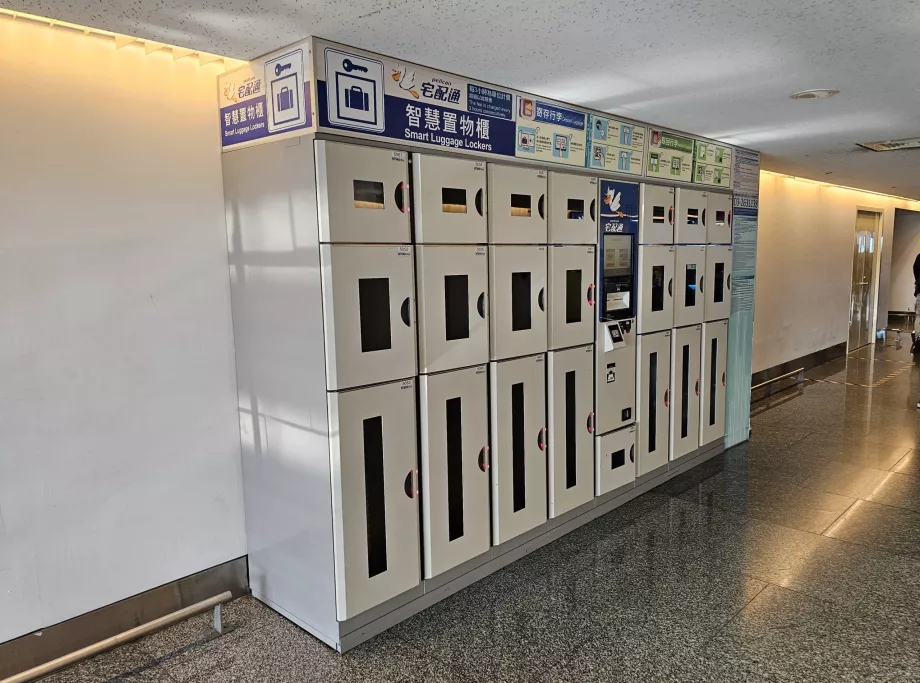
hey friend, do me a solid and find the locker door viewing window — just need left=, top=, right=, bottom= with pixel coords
left=567, top=198, right=585, bottom=220
left=358, top=278, right=392, bottom=353
left=686, top=208, right=700, bottom=225
left=511, top=382, right=526, bottom=512
left=648, top=352, right=658, bottom=453
left=715, top=210, right=727, bottom=226
left=363, top=416, right=387, bottom=578
left=511, top=194, right=532, bottom=217
left=445, top=397, right=465, bottom=542
left=685, top=265, right=697, bottom=307
left=681, top=344, right=690, bottom=438
left=566, top=269, right=582, bottom=324
left=611, top=448, right=626, bottom=469
left=511, top=272, right=532, bottom=331
left=709, top=338, right=718, bottom=426
left=565, top=371, right=577, bottom=489
left=442, top=187, right=468, bottom=214
left=651, top=266, right=665, bottom=312
left=653, top=206, right=666, bottom=224
left=444, top=275, right=471, bottom=341
left=714, top=263, right=725, bottom=303
left=353, top=180, right=386, bottom=209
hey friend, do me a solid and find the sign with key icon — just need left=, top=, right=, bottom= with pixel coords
left=265, top=49, right=308, bottom=133
left=324, top=47, right=385, bottom=132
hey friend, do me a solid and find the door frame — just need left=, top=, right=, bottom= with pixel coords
left=848, top=207, right=884, bottom=354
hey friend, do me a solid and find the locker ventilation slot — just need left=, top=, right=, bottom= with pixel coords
left=611, top=448, right=626, bottom=469
left=651, top=266, right=664, bottom=312
left=511, top=272, right=532, bottom=331
left=512, top=382, right=526, bottom=512
left=567, top=198, right=585, bottom=220
left=363, top=416, right=388, bottom=578
left=358, top=278, right=392, bottom=353
left=714, top=263, right=725, bottom=303
left=442, top=187, right=468, bottom=214
left=565, top=269, right=582, bottom=324
left=715, top=210, right=726, bottom=225
left=709, top=338, right=718, bottom=427
left=565, top=370, right=577, bottom=489
left=653, top=206, right=665, bottom=224
left=681, top=344, right=690, bottom=439
left=445, top=397, right=465, bottom=542
left=648, top=352, right=658, bottom=453
left=687, top=208, right=699, bottom=225
left=511, top=194, right=532, bottom=217
left=353, top=180, right=385, bottom=210
left=685, top=265, right=697, bottom=307
left=444, top=275, right=471, bottom=341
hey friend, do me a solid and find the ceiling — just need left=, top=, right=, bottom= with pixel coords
left=7, top=0, right=920, bottom=198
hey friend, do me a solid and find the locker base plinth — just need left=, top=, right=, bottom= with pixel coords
left=256, top=438, right=725, bottom=653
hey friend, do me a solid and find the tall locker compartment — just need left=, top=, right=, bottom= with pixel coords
left=490, top=354, right=547, bottom=545
left=315, top=141, right=410, bottom=243
left=327, top=379, right=420, bottom=620
left=547, top=172, right=598, bottom=244
left=674, top=245, right=706, bottom=328
left=488, top=164, right=547, bottom=244
left=547, top=344, right=595, bottom=518
left=595, top=319, right=636, bottom=435
left=413, top=154, right=487, bottom=244
left=320, top=244, right=417, bottom=390
left=548, top=245, right=596, bottom=350
left=637, top=330, right=671, bottom=477
left=416, top=245, right=489, bottom=374
left=703, top=245, right=732, bottom=322
left=419, top=365, right=490, bottom=579
left=674, top=188, right=707, bottom=244
left=637, top=244, right=675, bottom=334
left=595, top=425, right=636, bottom=496
left=639, top=184, right=675, bottom=244
left=670, top=325, right=701, bottom=460
left=700, top=321, right=728, bottom=448
left=489, top=245, right=547, bottom=360
left=706, top=192, right=733, bottom=244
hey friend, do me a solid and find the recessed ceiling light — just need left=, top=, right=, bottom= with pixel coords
left=789, top=89, right=840, bottom=100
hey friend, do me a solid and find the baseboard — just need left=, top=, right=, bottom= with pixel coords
left=751, top=341, right=848, bottom=387
left=0, top=557, right=249, bottom=679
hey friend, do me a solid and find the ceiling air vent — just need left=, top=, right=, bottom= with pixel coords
left=857, top=138, right=920, bottom=152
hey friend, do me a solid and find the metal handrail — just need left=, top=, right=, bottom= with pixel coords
left=751, top=367, right=805, bottom=398
left=1, top=591, right=233, bottom=683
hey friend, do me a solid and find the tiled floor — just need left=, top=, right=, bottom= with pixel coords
left=45, top=343, right=920, bottom=682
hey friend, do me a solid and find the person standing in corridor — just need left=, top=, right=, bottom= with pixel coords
left=914, top=253, right=920, bottom=354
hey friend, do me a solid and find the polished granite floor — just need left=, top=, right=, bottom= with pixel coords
left=46, top=343, right=920, bottom=682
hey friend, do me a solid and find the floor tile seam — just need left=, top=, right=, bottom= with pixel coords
left=889, top=450, right=915, bottom=472
left=816, top=498, right=859, bottom=535
left=692, top=580, right=770, bottom=650
left=820, top=524, right=920, bottom=560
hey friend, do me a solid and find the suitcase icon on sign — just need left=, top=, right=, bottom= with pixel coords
left=344, top=85, right=370, bottom=112
left=277, top=86, right=294, bottom=112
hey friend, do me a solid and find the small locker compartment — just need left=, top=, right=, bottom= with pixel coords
left=419, top=365, right=490, bottom=579
left=595, top=318, right=636, bottom=435
left=547, top=172, right=598, bottom=244
left=637, top=244, right=675, bottom=334
left=413, top=154, right=487, bottom=244
left=706, top=192, right=732, bottom=244
left=675, top=188, right=707, bottom=244
left=328, top=378, right=419, bottom=620
left=548, top=245, right=596, bottom=350
left=488, top=164, right=547, bottom=244
left=320, top=245, right=417, bottom=391
left=416, top=245, right=489, bottom=374
left=670, top=325, right=701, bottom=461
left=490, top=354, right=547, bottom=545
left=489, top=245, right=547, bottom=361
left=595, top=425, right=636, bottom=496
left=315, top=141, right=410, bottom=244
left=547, top=344, right=595, bottom=518
left=637, top=330, right=671, bottom=477
left=700, top=320, right=728, bottom=448
left=674, top=245, right=706, bottom=328
left=703, top=245, right=732, bottom=321
left=638, top=183, right=675, bottom=244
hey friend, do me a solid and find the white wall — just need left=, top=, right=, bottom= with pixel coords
left=0, top=19, right=246, bottom=643
left=887, top=210, right=920, bottom=313
left=754, top=172, right=920, bottom=373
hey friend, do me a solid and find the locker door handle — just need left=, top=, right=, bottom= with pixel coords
left=728, top=211, right=732, bottom=228
left=586, top=413, right=595, bottom=434
left=727, top=274, right=732, bottom=290
left=478, top=446, right=490, bottom=472
left=587, top=283, right=596, bottom=306
left=477, top=292, right=486, bottom=318
left=589, top=199, right=596, bottom=222
left=667, top=278, right=673, bottom=297
left=400, top=298, right=412, bottom=327
left=629, top=445, right=634, bottom=463
left=404, top=469, right=418, bottom=498
left=395, top=182, right=407, bottom=213
left=475, top=189, right=484, bottom=216
left=538, top=194, right=545, bottom=220
left=702, top=209, right=706, bottom=227
left=668, top=206, right=674, bottom=225
left=664, top=388, right=670, bottom=407
left=538, top=287, right=545, bottom=312
left=695, top=379, right=701, bottom=396
left=699, top=275, right=704, bottom=294
left=722, top=372, right=726, bottom=387
left=537, top=427, right=547, bottom=451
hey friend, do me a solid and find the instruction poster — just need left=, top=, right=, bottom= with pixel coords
left=586, top=115, right=646, bottom=176
left=218, top=40, right=314, bottom=150
left=646, top=130, right=694, bottom=182
left=515, top=98, right=587, bottom=167
left=693, top=141, right=733, bottom=187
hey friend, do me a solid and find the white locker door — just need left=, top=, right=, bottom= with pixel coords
left=675, top=188, right=707, bottom=244
left=320, top=245, right=417, bottom=391
left=670, top=325, right=701, bottom=460
left=488, top=164, right=547, bottom=244
left=548, top=245, right=596, bottom=350
left=637, top=245, right=675, bottom=334
left=315, top=141, right=410, bottom=243
left=547, top=345, right=595, bottom=518
left=706, top=192, right=733, bottom=244
left=703, top=245, right=732, bottom=322
left=700, top=321, right=728, bottom=447
left=637, top=330, right=671, bottom=476
left=328, top=379, right=419, bottom=620
left=547, top=172, right=598, bottom=244
left=416, top=245, right=489, bottom=374
left=413, top=154, right=487, bottom=244
left=595, top=319, right=636, bottom=435
left=639, top=183, right=675, bottom=244
left=674, top=245, right=706, bottom=328
left=489, top=245, right=548, bottom=361
left=595, top=425, right=637, bottom=496
left=419, top=365, right=490, bottom=579
left=490, top=354, right=547, bottom=545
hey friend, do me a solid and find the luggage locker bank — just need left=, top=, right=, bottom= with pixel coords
left=223, top=37, right=758, bottom=651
